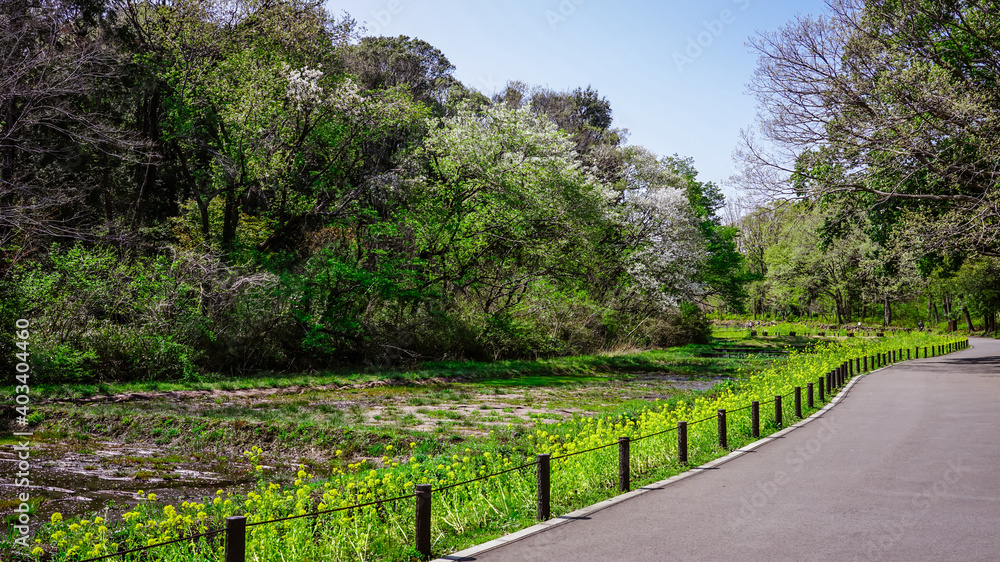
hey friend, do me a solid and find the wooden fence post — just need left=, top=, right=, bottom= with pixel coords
left=618, top=437, right=630, bottom=492
left=225, top=516, right=246, bottom=562
left=415, top=484, right=432, bottom=558
left=717, top=409, right=727, bottom=450
left=678, top=421, right=688, bottom=464
left=536, top=454, right=550, bottom=521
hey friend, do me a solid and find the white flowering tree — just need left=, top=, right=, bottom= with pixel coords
left=602, top=146, right=706, bottom=312
left=409, top=103, right=608, bottom=315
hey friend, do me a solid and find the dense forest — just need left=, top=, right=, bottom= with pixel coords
left=3, top=0, right=998, bottom=385
left=0, top=0, right=747, bottom=383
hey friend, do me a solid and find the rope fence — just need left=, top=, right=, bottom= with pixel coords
left=74, top=338, right=969, bottom=562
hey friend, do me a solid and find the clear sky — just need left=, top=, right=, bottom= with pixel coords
left=324, top=0, right=830, bottom=196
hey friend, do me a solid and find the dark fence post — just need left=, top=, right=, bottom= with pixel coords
left=818, top=376, right=825, bottom=403
left=774, top=395, right=783, bottom=427
left=907, top=348, right=911, bottom=360
left=718, top=409, right=727, bottom=450
left=751, top=401, right=760, bottom=438
left=537, top=454, right=550, bottom=521
left=807, top=382, right=814, bottom=409
left=415, top=484, right=432, bottom=559
left=678, top=421, right=688, bottom=464
left=225, top=516, right=246, bottom=562
left=618, top=437, right=630, bottom=492
left=794, top=386, right=802, bottom=419
left=863, top=355, right=868, bottom=372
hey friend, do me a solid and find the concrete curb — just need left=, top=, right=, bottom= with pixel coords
left=433, top=364, right=880, bottom=562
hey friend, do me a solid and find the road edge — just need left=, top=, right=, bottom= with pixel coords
left=433, top=364, right=878, bottom=562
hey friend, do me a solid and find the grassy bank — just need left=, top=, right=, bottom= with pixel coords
left=9, top=331, right=964, bottom=560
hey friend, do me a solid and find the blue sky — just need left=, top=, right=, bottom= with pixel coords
left=325, top=0, right=829, bottom=196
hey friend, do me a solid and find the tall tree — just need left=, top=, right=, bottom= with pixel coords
left=739, top=0, right=1000, bottom=257
left=1, top=0, right=148, bottom=265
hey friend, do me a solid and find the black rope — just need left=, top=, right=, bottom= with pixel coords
left=728, top=402, right=755, bottom=414
left=550, top=438, right=618, bottom=461
left=433, top=460, right=538, bottom=492
left=245, top=491, right=417, bottom=528
left=77, top=528, right=225, bottom=562
left=629, top=423, right=679, bottom=443
left=689, top=413, right=717, bottom=426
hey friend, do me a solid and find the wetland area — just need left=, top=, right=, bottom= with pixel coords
left=2, top=336, right=795, bottom=537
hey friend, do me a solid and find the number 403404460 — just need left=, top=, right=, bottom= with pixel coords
left=15, top=319, right=29, bottom=385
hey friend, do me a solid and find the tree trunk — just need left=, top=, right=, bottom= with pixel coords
left=834, top=291, right=844, bottom=325
left=932, top=302, right=940, bottom=323
left=883, top=295, right=892, bottom=327
left=222, top=188, right=240, bottom=249
left=963, top=306, right=975, bottom=332
left=196, top=197, right=211, bottom=238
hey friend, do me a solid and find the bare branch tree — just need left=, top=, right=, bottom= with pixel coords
left=1, top=0, right=151, bottom=273
left=736, top=0, right=1000, bottom=256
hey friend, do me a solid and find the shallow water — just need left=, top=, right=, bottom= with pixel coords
left=0, top=438, right=255, bottom=533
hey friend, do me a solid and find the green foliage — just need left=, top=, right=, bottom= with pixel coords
left=15, top=243, right=291, bottom=383
left=5, top=0, right=756, bottom=382
left=663, top=155, right=750, bottom=312
left=32, top=330, right=963, bottom=560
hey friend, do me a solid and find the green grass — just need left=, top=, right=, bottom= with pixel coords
left=12, top=343, right=769, bottom=401
left=18, top=332, right=967, bottom=560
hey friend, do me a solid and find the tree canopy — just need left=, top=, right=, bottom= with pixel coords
left=1, top=0, right=744, bottom=381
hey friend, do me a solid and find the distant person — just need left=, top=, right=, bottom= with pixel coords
left=918, top=320, right=924, bottom=331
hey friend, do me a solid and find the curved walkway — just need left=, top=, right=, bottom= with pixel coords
left=440, top=337, right=1000, bottom=561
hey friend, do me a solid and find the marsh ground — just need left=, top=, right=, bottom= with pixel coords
left=1, top=335, right=807, bottom=528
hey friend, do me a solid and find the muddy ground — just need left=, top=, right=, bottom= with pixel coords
left=2, top=371, right=726, bottom=529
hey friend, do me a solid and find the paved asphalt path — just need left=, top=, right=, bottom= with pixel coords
left=453, top=338, right=1000, bottom=561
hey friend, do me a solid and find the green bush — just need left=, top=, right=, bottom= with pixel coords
left=649, top=302, right=712, bottom=348
left=16, top=244, right=287, bottom=383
